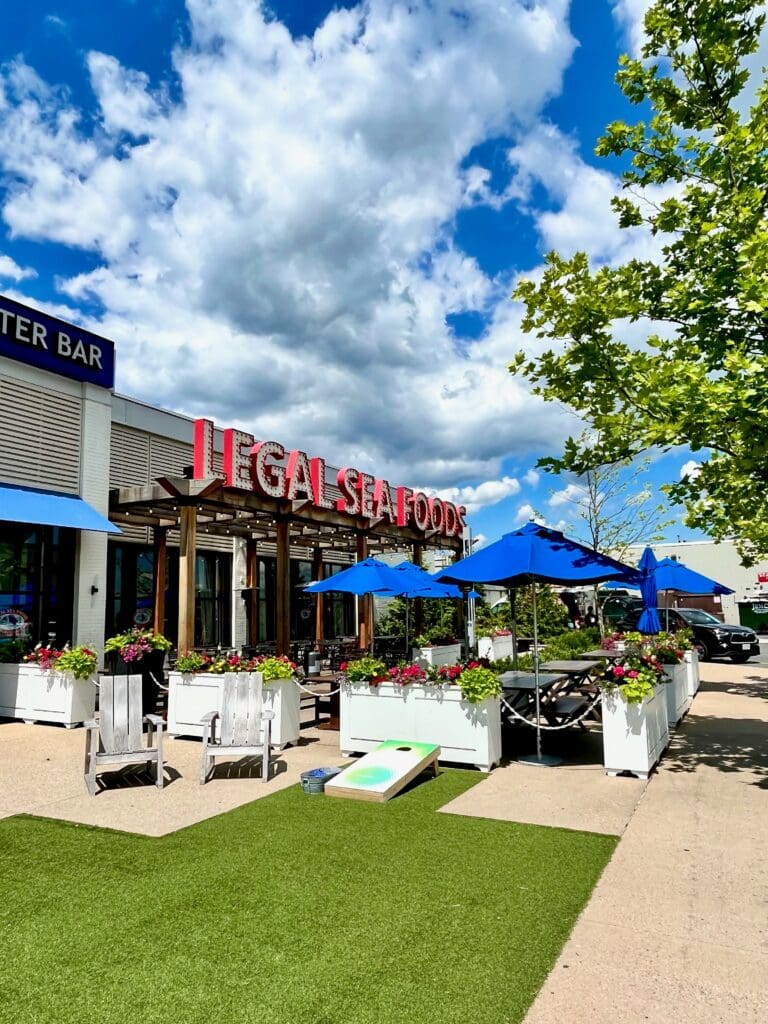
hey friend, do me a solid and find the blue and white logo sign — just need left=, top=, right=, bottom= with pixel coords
left=0, top=295, right=115, bottom=389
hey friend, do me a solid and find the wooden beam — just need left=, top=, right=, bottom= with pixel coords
left=246, top=537, right=258, bottom=646
left=276, top=519, right=290, bottom=657
left=356, top=533, right=370, bottom=650
left=178, top=506, right=197, bottom=654
left=152, top=526, right=167, bottom=637
left=312, top=546, right=325, bottom=648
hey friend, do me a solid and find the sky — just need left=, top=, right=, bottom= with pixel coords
left=0, top=0, right=721, bottom=552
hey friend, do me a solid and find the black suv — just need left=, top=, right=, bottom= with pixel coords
left=619, top=607, right=760, bottom=663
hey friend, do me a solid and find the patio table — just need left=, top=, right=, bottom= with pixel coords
left=576, top=649, right=624, bottom=661
left=499, top=671, right=566, bottom=723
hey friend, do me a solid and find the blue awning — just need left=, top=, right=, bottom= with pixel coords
left=0, top=484, right=121, bottom=534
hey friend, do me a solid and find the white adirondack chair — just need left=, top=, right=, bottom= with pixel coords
left=199, top=671, right=274, bottom=784
left=84, top=675, right=165, bottom=795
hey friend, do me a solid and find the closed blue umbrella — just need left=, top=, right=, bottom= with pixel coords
left=636, top=547, right=661, bottom=635
left=435, top=522, right=638, bottom=766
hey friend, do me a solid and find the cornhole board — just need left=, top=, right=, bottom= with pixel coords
left=325, top=739, right=440, bottom=802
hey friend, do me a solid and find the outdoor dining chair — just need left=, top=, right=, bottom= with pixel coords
left=84, top=674, right=165, bottom=795
left=199, top=671, right=275, bottom=784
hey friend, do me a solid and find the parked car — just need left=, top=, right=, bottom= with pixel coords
left=619, top=606, right=760, bottom=663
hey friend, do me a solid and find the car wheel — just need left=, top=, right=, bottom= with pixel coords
left=731, top=653, right=751, bottom=663
left=693, top=640, right=710, bottom=661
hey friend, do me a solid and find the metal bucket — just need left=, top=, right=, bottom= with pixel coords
left=300, top=766, right=343, bottom=795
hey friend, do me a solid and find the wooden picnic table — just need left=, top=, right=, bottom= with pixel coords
left=576, top=649, right=625, bottom=661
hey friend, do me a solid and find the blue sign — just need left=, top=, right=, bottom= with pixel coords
left=0, top=294, right=115, bottom=389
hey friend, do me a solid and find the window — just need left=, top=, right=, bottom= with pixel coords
left=0, top=524, right=75, bottom=649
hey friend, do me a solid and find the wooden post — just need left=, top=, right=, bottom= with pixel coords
left=152, top=526, right=167, bottom=637
left=356, top=532, right=370, bottom=650
left=178, top=506, right=197, bottom=654
left=246, top=537, right=258, bottom=645
left=276, top=519, right=290, bottom=657
left=312, top=546, right=325, bottom=647
left=413, top=541, right=425, bottom=640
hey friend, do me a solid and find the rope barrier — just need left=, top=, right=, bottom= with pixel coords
left=294, top=678, right=343, bottom=698
left=500, top=690, right=603, bottom=731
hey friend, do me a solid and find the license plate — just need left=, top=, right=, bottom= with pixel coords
left=742, top=643, right=751, bottom=650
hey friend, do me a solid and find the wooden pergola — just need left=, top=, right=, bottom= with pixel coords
left=109, top=475, right=463, bottom=655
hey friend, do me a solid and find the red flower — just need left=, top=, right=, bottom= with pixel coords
left=340, top=661, right=347, bottom=672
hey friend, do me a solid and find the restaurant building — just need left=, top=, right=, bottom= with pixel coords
left=0, top=296, right=465, bottom=659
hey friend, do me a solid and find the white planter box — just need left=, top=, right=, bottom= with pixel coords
left=340, top=681, right=501, bottom=771
left=683, top=650, right=700, bottom=697
left=167, top=672, right=300, bottom=748
left=662, top=663, right=691, bottom=727
left=412, top=643, right=462, bottom=668
left=0, top=663, right=96, bottom=727
left=601, top=684, right=669, bottom=780
left=477, top=636, right=514, bottom=661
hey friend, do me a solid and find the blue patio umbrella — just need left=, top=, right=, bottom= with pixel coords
left=654, top=558, right=735, bottom=596
left=304, top=558, right=409, bottom=652
left=435, top=522, right=638, bottom=766
left=636, top=547, right=661, bottom=635
left=304, top=557, right=405, bottom=597
left=371, top=561, right=462, bottom=654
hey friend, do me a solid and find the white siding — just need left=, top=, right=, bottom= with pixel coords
left=0, top=374, right=81, bottom=492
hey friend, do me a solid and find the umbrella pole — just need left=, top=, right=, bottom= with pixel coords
left=518, top=581, right=561, bottom=768
left=508, top=587, right=518, bottom=670
left=405, top=600, right=410, bottom=659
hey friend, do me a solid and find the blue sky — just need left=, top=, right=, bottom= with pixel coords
left=0, top=1, right=707, bottom=551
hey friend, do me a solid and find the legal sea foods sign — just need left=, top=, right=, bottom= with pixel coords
left=0, top=294, right=115, bottom=389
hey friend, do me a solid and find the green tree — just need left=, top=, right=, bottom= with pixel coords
left=544, top=433, right=674, bottom=561
left=475, top=586, right=570, bottom=640
left=512, top=0, right=768, bottom=563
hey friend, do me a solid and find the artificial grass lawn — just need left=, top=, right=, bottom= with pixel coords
left=0, top=770, right=616, bottom=1024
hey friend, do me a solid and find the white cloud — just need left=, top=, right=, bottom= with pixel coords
left=680, top=459, right=701, bottom=480
left=548, top=482, right=587, bottom=507
left=515, top=502, right=537, bottom=523
left=436, top=475, right=521, bottom=515
left=524, top=468, right=539, bottom=487
left=610, top=0, right=650, bottom=55
left=0, top=0, right=581, bottom=503
left=0, top=254, right=36, bottom=281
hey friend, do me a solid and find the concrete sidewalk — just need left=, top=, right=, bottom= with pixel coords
left=523, top=662, right=768, bottom=1024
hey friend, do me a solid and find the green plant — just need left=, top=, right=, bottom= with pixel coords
left=414, top=626, right=457, bottom=647
left=342, top=656, right=387, bottom=683
left=0, top=640, right=30, bottom=664
left=253, top=655, right=297, bottom=681
left=456, top=665, right=501, bottom=704
left=56, top=645, right=98, bottom=680
left=175, top=652, right=207, bottom=673
left=599, top=652, right=665, bottom=704
left=105, top=627, right=172, bottom=663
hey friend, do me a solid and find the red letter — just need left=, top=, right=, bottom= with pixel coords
left=336, top=467, right=359, bottom=514
left=372, top=478, right=395, bottom=523
left=251, top=441, right=286, bottom=497
left=356, top=472, right=375, bottom=517
left=310, top=457, right=334, bottom=509
left=443, top=502, right=458, bottom=538
left=193, top=418, right=215, bottom=478
left=396, top=486, right=413, bottom=527
left=223, top=428, right=255, bottom=489
left=429, top=497, right=445, bottom=533
left=286, top=450, right=313, bottom=501
left=412, top=491, right=430, bottom=531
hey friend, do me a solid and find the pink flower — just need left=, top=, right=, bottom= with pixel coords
left=627, top=670, right=639, bottom=679
left=612, top=664, right=626, bottom=677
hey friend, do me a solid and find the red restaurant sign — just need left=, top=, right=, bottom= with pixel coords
left=193, top=419, right=466, bottom=539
